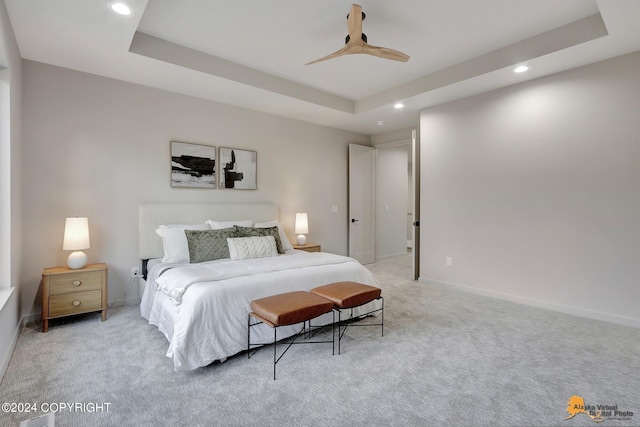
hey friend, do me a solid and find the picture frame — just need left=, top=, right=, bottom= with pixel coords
left=219, top=147, right=257, bottom=190
left=170, top=141, right=216, bottom=188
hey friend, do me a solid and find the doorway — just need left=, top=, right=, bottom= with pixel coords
left=349, top=129, right=420, bottom=279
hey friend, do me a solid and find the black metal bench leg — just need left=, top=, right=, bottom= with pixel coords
left=381, top=297, right=384, bottom=337
left=338, top=309, right=342, bottom=355
left=248, top=312, right=336, bottom=380
left=332, top=310, right=335, bottom=355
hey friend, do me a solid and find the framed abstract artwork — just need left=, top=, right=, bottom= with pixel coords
left=170, top=141, right=216, bottom=188
left=219, top=147, right=257, bottom=190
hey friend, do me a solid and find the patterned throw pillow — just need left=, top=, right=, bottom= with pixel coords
left=255, top=221, right=293, bottom=252
left=155, top=223, right=211, bottom=263
left=185, top=228, right=237, bottom=263
left=234, top=225, right=285, bottom=254
left=227, top=236, right=278, bottom=260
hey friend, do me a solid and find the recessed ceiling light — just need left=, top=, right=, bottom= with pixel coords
left=111, top=2, right=132, bottom=16
left=377, top=120, right=384, bottom=126
left=394, top=103, right=404, bottom=109
left=514, top=65, right=529, bottom=73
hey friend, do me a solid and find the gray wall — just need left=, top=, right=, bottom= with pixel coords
left=420, top=52, right=640, bottom=327
left=20, top=60, right=369, bottom=316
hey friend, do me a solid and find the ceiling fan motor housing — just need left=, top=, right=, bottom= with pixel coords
left=345, top=10, right=366, bottom=44
left=345, top=33, right=367, bottom=44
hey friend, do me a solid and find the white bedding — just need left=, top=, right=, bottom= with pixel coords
left=140, top=250, right=380, bottom=371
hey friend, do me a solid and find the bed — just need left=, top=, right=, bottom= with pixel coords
left=138, top=203, right=381, bottom=371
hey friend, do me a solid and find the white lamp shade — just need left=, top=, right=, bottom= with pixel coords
left=294, top=213, right=309, bottom=234
left=63, top=217, right=90, bottom=250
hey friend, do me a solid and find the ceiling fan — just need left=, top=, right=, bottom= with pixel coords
left=306, top=4, right=410, bottom=65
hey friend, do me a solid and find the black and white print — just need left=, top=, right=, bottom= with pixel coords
left=219, top=147, right=257, bottom=190
left=171, top=141, right=216, bottom=188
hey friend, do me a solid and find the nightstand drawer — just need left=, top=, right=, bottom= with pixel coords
left=49, top=290, right=102, bottom=317
left=48, top=271, right=102, bottom=295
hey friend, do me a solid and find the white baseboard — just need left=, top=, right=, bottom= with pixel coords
left=22, top=312, right=40, bottom=326
left=419, top=277, right=640, bottom=329
left=377, top=252, right=411, bottom=261
left=0, top=323, right=19, bottom=381
left=0, top=316, right=20, bottom=383
left=109, top=297, right=140, bottom=307
left=0, top=288, right=18, bottom=382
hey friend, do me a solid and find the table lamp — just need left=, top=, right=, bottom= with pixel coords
left=63, top=217, right=90, bottom=269
left=295, top=213, right=309, bottom=245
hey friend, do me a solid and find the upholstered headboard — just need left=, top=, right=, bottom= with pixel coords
left=138, top=203, right=280, bottom=260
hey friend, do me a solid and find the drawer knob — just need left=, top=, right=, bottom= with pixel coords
left=72, top=300, right=81, bottom=307
left=72, top=280, right=81, bottom=286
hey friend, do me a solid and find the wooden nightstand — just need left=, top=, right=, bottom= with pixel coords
left=293, top=243, right=321, bottom=252
left=41, top=263, right=108, bottom=332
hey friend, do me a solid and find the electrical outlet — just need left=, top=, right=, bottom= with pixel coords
left=131, top=267, right=140, bottom=277
left=446, top=257, right=453, bottom=267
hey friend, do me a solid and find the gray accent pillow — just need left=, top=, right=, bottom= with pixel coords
left=234, top=225, right=285, bottom=254
left=185, top=228, right=237, bottom=263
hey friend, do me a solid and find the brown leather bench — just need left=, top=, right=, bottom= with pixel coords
left=247, top=291, right=335, bottom=379
left=310, top=281, right=383, bottom=354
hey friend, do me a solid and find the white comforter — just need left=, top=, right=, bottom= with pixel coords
left=140, top=251, right=380, bottom=371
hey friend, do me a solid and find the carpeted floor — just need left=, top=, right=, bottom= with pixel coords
left=1, top=254, right=639, bottom=427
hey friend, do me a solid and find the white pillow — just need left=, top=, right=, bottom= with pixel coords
left=156, top=223, right=210, bottom=263
left=254, top=220, right=294, bottom=252
left=227, top=236, right=278, bottom=260
left=206, top=219, right=254, bottom=230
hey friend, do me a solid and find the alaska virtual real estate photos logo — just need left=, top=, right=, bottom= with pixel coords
left=564, top=395, right=634, bottom=424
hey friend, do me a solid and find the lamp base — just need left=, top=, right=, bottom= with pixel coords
left=296, top=235, right=307, bottom=245
left=67, top=251, right=88, bottom=269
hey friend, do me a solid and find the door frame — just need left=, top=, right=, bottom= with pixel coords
left=369, top=128, right=420, bottom=279
left=411, top=129, right=420, bottom=280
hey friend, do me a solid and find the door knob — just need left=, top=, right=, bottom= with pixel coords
left=351, top=218, right=359, bottom=223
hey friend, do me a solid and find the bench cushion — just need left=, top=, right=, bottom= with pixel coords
left=250, top=291, right=334, bottom=327
left=310, top=281, right=381, bottom=309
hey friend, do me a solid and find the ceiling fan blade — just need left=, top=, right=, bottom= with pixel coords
left=305, top=45, right=351, bottom=65
left=362, top=43, right=410, bottom=62
left=347, top=4, right=363, bottom=42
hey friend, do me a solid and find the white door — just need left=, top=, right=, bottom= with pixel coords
left=349, top=144, right=376, bottom=264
